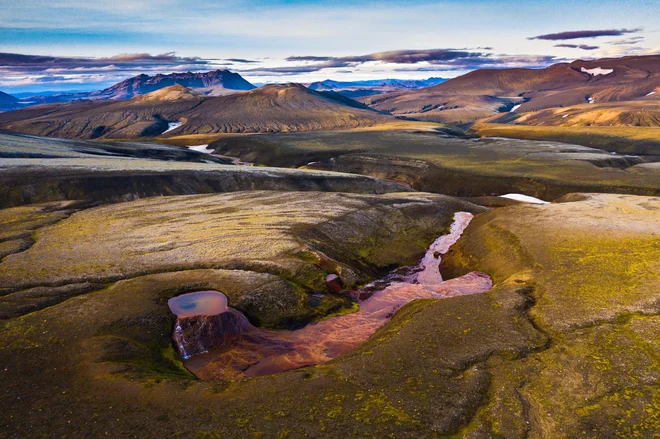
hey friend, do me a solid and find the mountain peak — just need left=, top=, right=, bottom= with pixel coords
left=95, top=70, right=256, bottom=100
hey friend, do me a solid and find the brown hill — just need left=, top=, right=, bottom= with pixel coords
left=363, top=92, right=513, bottom=125
left=0, top=84, right=391, bottom=139
left=361, top=54, right=660, bottom=124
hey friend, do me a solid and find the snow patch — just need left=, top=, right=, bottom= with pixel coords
left=187, top=144, right=215, bottom=154
left=646, top=91, right=657, bottom=96
left=581, top=67, right=614, bottom=76
left=163, top=122, right=182, bottom=134
left=510, top=104, right=522, bottom=113
left=562, top=114, right=569, bottom=118
left=587, top=96, right=595, bottom=104
left=500, top=193, right=550, bottom=204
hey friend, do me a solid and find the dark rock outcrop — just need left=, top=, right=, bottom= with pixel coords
left=173, top=309, right=251, bottom=358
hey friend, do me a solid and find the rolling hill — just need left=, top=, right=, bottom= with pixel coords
left=0, top=83, right=392, bottom=139
left=361, top=54, right=660, bottom=125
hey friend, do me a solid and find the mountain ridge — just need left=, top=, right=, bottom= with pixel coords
left=18, top=69, right=256, bottom=105
left=307, top=77, right=447, bottom=99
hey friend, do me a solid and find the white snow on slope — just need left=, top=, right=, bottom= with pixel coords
left=500, top=193, right=550, bottom=204
left=510, top=104, right=522, bottom=113
left=581, top=67, right=614, bottom=76
left=187, top=144, right=215, bottom=154
left=163, top=122, right=182, bottom=134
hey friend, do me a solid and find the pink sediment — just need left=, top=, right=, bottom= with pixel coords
left=181, top=212, right=492, bottom=380
left=211, top=153, right=254, bottom=166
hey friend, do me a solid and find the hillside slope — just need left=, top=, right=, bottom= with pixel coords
left=361, top=54, right=660, bottom=124
left=487, top=100, right=660, bottom=128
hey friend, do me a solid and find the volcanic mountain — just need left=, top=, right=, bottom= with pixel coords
left=0, top=84, right=392, bottom=139
left=19, top=70, right=256, bottom=105
left=0, top=91, right=19, bottom=112
left=93, top=69, right=256, bottom=99
left=361, top=54, right=660, bottom=124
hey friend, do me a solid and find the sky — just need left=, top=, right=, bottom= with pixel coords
left=0, top=0, right=659, bottom=93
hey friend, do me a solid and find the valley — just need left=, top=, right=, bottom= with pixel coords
left=202, top=130, right=660, bottom=199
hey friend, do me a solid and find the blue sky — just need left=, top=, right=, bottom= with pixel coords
left=0, top=0, right=658, bottom=92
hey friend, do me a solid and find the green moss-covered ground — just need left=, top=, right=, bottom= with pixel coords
left=0, top=191, right=483, bottom=327
left=1, top=192, right=659, bottom=438
left=205, top=130, right=660, bottom=199
left=442, top=193, right=660, bottom=438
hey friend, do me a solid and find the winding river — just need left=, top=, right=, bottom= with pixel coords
left=169, top=212, right=492, bottom=380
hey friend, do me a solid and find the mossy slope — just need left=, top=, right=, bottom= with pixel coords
left=442, top=193, right=660, bottom=438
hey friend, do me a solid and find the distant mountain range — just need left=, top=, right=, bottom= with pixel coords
left=0, top=91, right=19, bottom=112
left=360, top=54, right=660, bottom=125
left=1, top=54, right=658, bottom=135
left=307, top=78, right=447, bottom=98
left=8, top=72, right=448, bottom=107
left=15, top=70, right=256, bottom=106
left=307, top=78, right=447, bottom=90
left=0, top=83, right=391, bottom=138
